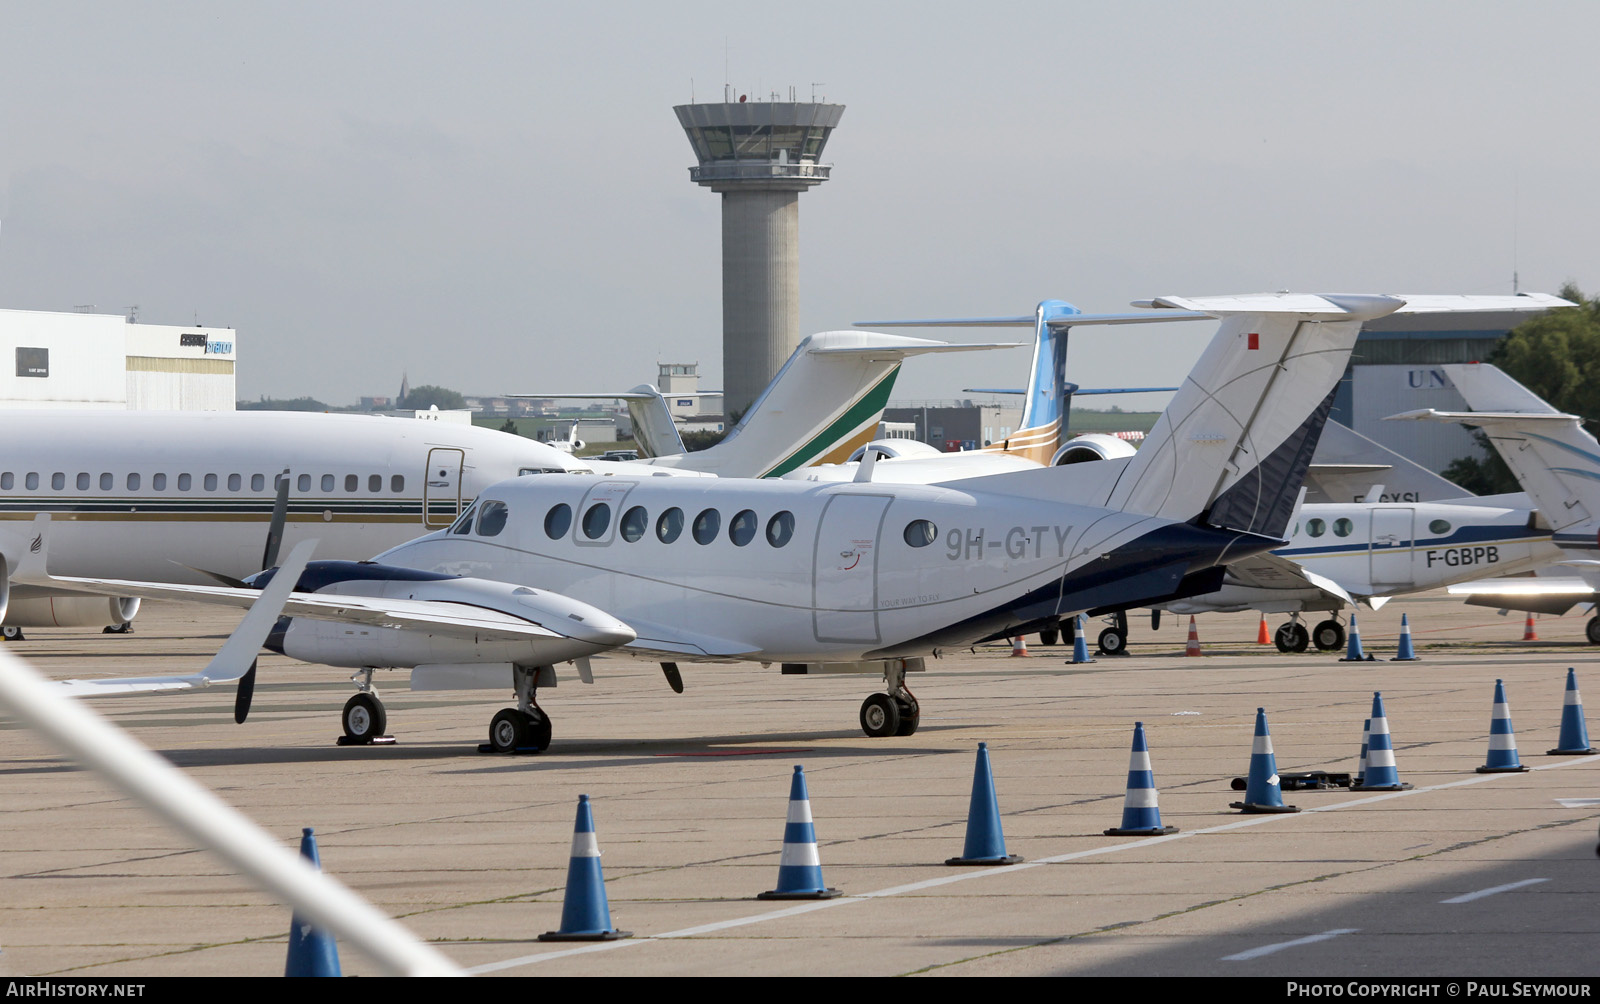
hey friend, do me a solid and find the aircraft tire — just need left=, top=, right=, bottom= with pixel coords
left=1274, top=623, right=1309, bottom=654
left=1039, top=627, right=1060, bottom=647
left=1097, top=628, right=1128, bottom=656
left=1311, top=620, right=1345, bottom=651
left=489, top=708, right=529, bottom=754
left=1587, top=616, right=1600, bottom=645
left=1, top=626, right=22, bottom=642
left=892, top=696, right=919, bottom=736
left=523, top=708, right=553, bottom=751
left=860, top=693, right=901, bottom=738
left=342, top=693, right=386, bottom=743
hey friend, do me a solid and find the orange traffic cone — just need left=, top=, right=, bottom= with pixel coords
left=1522, top=613, right=1537, bottom=642
left=1257, top=613, right=1271, bottom=646
left=1010, top=635, right=1029, bottom=657
left=1185, top=616, right=1202, bottom=657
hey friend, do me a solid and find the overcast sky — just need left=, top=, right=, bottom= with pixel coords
left=3, top=1, right=1595, bottom=411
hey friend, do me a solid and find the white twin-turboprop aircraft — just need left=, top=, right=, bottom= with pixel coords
left=24, top=293, right=1414, bottom=750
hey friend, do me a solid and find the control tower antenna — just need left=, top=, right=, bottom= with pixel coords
left=674, top=96, right=845, bottom=419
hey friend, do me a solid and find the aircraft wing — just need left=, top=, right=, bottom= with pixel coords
left=619, top=619, right=761, bottom=660
left=1223, top=552, right=1359, bottom=604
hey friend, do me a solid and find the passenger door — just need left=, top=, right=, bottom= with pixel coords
left=812, top=494, right=892, bottom=644
left=423, top=448, right=465, bottom=528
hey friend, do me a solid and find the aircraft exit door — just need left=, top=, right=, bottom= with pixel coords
left=1370, top=507, right=1415, bottom=587
left=812, top=494, right=892, bottom=644
left=424, top=448, right=465, bottom=527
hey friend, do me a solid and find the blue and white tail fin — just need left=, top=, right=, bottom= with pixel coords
left=1108, top=294, right=1405, bottom=537
left=1389, top=361, right=1600, bottom=536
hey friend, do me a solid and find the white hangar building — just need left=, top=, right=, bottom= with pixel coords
left=0, top=308, right=236, bottom=410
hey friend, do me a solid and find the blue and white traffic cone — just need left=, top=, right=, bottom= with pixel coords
left=1229, top=708, right=1299, bottom=813
left=758, top=766, right=841, bottom=899
left=1339, top=612, right=1372, bottom=662
left=285, top=828, right=341, bottom=977
left=1548, top=668, right=1597, bottom=755
left=539, top=795, right=631, bottom=941
left=1352, top=692, right=1410, bottom=790
left=1477, top=679, right=1530, bottom=773
left=1390, top=613, right=1420, bottom=661
left=1354, top=718, right=1371, bottom=787
left=1070, top=614, right=1095, bottom=664
left=947, top=743, right=1023, bottom=865
left=1105, top=723, right=1179, bottom=835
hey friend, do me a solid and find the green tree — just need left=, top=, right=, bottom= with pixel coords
left=401, top=385, right=466, bottom=410
left=498, top=418, right=520, bottom=435
left=238, top=396, right=329, bottom=411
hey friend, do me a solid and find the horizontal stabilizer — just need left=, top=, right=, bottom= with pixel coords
left=855, top=311, right=1210, bottom=329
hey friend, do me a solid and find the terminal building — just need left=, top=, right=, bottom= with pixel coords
left=0, top=308, right=236, bottom=410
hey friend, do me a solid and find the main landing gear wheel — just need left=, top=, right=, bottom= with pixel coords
left=1, top=626, right=23, bottom=642
left=1038, top=626, right=1060, bottom=647
left=892, top=696, right=920, bottom=737
left=860, top=693, right=901, bottom=738
left=1274, top=622, right=1310, bottom=654
left=487, top=707, right=551, bottom=754
left=1097, top=627, right=1128, bottom=656
left=1312, top=619, right=1345, bottom=651
left=341, top=692, right=387, bottom=744
left=1587, top=616, right=1600, bottom=645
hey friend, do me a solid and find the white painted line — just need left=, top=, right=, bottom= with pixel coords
left=1440, top=877, right=1549, bottom=904
left=1556, top=797, right=1600, bottom=808
left=1221, top=928, right=1358, bottom=961
left=470, top=752, right=1600, bottom=974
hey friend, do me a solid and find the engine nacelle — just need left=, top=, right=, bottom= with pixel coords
left=847, top=439, right=943, bottom=462
left=1051, top=433, right=1139, bottom=466
left=5, top=595, right=140, bottom=628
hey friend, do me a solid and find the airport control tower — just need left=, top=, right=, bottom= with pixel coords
left=675, top=98, right=845, bottom=420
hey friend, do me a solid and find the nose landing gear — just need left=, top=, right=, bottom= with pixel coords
left=338, top=669, right=395, bottom=745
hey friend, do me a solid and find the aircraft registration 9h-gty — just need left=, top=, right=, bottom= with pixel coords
left=27, top=293, right=1420, bottom=752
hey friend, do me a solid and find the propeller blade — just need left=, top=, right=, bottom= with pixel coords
left=174, top=562, right=250, bottom=589
left=261, top=469, right=291, bottom=570
left=660, top=662, right=683, bottom=693
left=234, top=660, right=257, bottom=724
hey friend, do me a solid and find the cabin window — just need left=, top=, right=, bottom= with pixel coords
left=251, top=474, right=265, bottom=491
left=321, top=474, right=334, bottom=492
left=0, top=473, right=11, bottom=490
left=345, top=474, right=358, bottom=492
left=767, top=511, right=795, bottom=547
left=153, top=473, right=167, bottom=491
left=1429, top=519, right=1451, bottom=535
left=903, top=519, right=937, bottom=547
left=228, top=474, right=241, bottom=491
left=99, top=473, right=113, bottom=491
left=127, top=473, right=140, bottom=491
left=729, top=509, right=758, bottom=547
left=544, top=503, right=573, bottom=539
left=391, top=475, right=405, bottom=493
left=51, top=473, right=65, bottom=490
left=476, top=501, right=510, bottom=537
left=1333, top=517, right=1353, bottom=538
left=692, top=508, right=720, bottom=545
left=25, top=473, right=38, bottom=490
left=204, top=474, right=218, bottom=491
left=76, top=473, right=89, bottom=491
left=369, top=474, right=382, bottom=493
left=1306, top=518, right=1325, bottom=537
left=656, top=507, right=684, bottom=543
left=620, top=505, right=648, bottom=542
left=178, top=474, right=192, bottom=491
left=582, top=503, right=612, bottom=539
left=298, top=474, right=311, bottom=492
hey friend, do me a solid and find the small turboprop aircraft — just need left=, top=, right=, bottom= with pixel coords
left=26, top=293, right=1405, bottom=750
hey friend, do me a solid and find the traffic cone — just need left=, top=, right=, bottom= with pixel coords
left=539, top=795, right=631, bottom=941
left=1185, top=616, right=1202, bottom=657
left=284, top=828, right=341, bottom=977
left=1548, top=668, right=1597, bottom=755
left=946, top=743, right=1023, bottom=865
left=1010, top=635, right=1029, bottom=657
left=1354, top=718, right=1371, bottom=787
left=1229, top=708, right=1299, bottom=813
left=1257, top=613, right=1271, bottom=646
left=1352, top=692, right=1410, bottom=790
left=1390, top=613, right=1420, bottom=662
left=758, top=766, right=841, bottom=900
left=1070, top=614, right=1095, bottom=664
left=1105, top=723, right=1179, bottom=835
left=1339, top=612, right=1372, bottom=661
left=1523, top=613, right=1538, bottom=642
left=1476, top=679, right=1530, bottom=773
